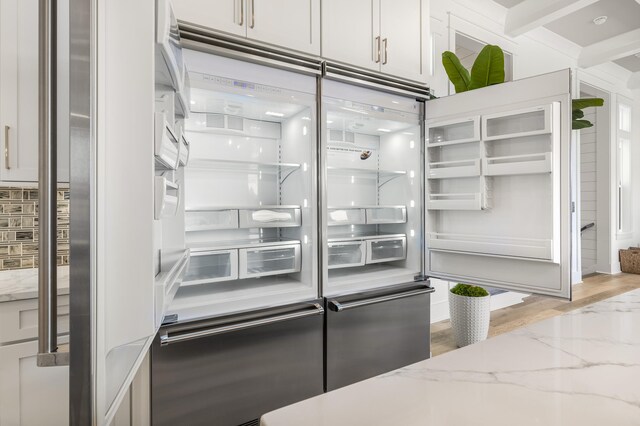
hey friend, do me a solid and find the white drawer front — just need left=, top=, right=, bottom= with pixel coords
left=0, top=296, right=70, bottom=345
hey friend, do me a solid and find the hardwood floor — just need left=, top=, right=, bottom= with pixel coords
left=430, top=272, right=640, bottom=357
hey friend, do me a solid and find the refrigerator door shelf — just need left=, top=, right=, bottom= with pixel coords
left=239, top=244, right=302, bottom=279
left=178, top=133, right=190, bottom=166
left=154, top=176, right=180, bottom=220
left=154, top=249, right=191, bottom=327
left=154, top=113, right=180, bottom=170
left=483, top=152, right=552, bottom=177
left=328, top=241, right=366, bottom=269
left=427, top=193, right=483, bottom=211
left=426, top=116, right=480, bottom=147
left=238, top=207, right=302, bottom=228
left=428, top=232, right=554, bottom=261
left=482, top=104, right=552, bottom=141
left=366, top=236, right=407, bottom=264
left=182, top=249, right=239, bottom=286
left=365, top=206, right=407, bottom=224
left=427, top=159, right=481, bottom=179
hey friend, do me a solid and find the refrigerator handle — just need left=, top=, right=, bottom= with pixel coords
left=37, top=0, right=68, bottom=367
left=328, top=286, right=434, bottom=312
left=159, top=303, right=325, bottom=346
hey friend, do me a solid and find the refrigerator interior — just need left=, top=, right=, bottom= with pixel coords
left=168, top=51, right=318, bottom=320
left=323, top=81, right=423, bottom=296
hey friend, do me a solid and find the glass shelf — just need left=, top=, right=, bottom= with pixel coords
left=326, top=166, right=406, bottom=187
left=188, top=237, right=300, bottom=252
left=189, top=159, right=301, bottom=182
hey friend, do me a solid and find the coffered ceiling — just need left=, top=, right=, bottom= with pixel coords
left=493, top=0, right=640, bottom=86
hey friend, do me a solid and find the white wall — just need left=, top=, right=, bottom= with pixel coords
left=428, top=0, right=640, bottom=322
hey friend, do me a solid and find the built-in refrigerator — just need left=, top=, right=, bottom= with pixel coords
left=151, top=48, right=324, bottom=426
left=320, top=68, right=574, bottom=391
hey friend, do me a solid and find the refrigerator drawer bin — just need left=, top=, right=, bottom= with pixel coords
left=182, top=249, right=238, bottom=286
left=154, top=112, right=180, bottom=170
left=328, top=241, right=366, bottom=269
left=178, top=133, right=190, bottom=166
left=366, top=236, right=407, bottom=264
left=426, top=116, right=480, bottom=147
left=185, top=209, right=238, bottom=232
left=154, top=176, right=180, bottom=219
left=428, top=233, right=554, bottom=260
left=483, top=152, right=552, bottom=176
left=427, top=193, right=482, bottom=211
left=238, top=207, right=302, bottom=228
left=427, top=159, right=481, bottom=179
left=483, top=104, right=551, bottom=140
left=239, top=243, right=301, bottom=279
left=328, top=208, right=366, bottom=226
left=366, top=206, right=407, bottom=224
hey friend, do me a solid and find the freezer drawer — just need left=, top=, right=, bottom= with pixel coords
left=238, top=207, right=301, bottom=228
left=152, top=301, right=324, bottom=426
left=239, top=243, right=301, bottom=278
left=182, top=249, right=238, bottom=286
left=325, top=284, right=433, bottom=391
left=366, top=236, right=407, bottom=264
left=328, top=241, right=366, bottom=269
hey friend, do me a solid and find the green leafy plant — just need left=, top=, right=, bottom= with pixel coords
left=450, top=283, right=489, bottom=298
left=442, top=45, right=505, bottom=93
left=572, top=98, right=604, bottom=130
left=443, top=45, right=605, bottom=130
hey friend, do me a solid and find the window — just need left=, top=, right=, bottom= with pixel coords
left=617, top=100, right=633, bottom=235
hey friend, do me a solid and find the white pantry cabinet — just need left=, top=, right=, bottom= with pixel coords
left=0, top=0, right=70, bottom=183
left=322, top=0, right=428, bottom=83
left=173, top=0, right=320, bottom=55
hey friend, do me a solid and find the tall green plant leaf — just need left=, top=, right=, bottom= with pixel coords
left=572, top=109, right=584, bottom=120
left=572, top=98, right=604, bottom=110
left=442, top=51, right=470, bottom=93
left=469, top=45, right=505, bottom=90
left=573, top=119, right=593, bottom=130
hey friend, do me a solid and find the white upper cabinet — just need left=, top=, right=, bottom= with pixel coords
left=172, top=0, right=246, bottom=37
left=173, top=0, right=320, bottom=55
left=379, top=0, right=427, bottom=83
left=322, top=0, right=429, bottom=83
left=247, top=0, right=320, bottom=55
left=321, top=0, right=380, bottom=72
left=0, top=0, right=69, bottom=183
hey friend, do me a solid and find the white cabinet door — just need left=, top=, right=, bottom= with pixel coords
left=0, top=0, right=69, bottom=183
left=172, top=0, right=246, bottom=37
left=379, top=0, right=427, bottom=83
left=425, top=70, right=573, bottom=299
left=246, top=0, right=320, bottom=55
left=321, top=0, right=380, bottom=71
left=0, top=340, right=69, bottom=426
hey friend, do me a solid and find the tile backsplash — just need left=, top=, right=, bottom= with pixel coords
left=0, top=187, right=69, bottom=271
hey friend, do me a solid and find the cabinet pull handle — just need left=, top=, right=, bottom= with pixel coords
left=4, top=125, right=9, bottom=170
left=382, top=38, right=388, bottom=64
left=375, top=36, right=381, bottom=63
left=239, top=0, right=244, bottom=26
left=250, top=0, right=255, bottom=28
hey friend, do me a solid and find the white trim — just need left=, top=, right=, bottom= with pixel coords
left=505, top=0, right=598, bottom=38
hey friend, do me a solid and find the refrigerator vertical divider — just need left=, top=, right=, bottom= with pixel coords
left=316, top=73, right=326, bottom=301
left=419, top=100, right=426, bottom=277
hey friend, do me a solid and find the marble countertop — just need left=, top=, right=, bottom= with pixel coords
left=261, top=289, right=640, bottom=426
left=0, top=266, right=70, bottom=302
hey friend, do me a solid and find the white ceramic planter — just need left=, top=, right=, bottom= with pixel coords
left=449, top=291, right=491, bottom=347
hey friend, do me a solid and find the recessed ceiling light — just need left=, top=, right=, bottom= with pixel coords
left=265, top=111, right=284, bottom=117
left=593, top=15, right=607, bottom=25
left=377, top=128, right=391, bottom=133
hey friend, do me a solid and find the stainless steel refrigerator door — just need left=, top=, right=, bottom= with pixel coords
left=325, top=283, right=433, bottom=391
left=151, top=301, right=324, bottom=426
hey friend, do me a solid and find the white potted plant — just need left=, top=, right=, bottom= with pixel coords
left=448, top=283, right=491, bottom=348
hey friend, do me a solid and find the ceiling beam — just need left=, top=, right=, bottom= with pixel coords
left=505, top=0, right=598, bottom=37
left=628, top=71, right=640, bottom=90
left=578, top=29, right=640, bottom=68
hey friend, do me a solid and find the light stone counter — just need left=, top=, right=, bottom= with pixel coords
left=0, top=266, right=70, bottom=302
left=261, top=289, right=640, bottom=426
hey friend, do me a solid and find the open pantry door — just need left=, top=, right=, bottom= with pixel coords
left=425, top=69, right=572, bottom=299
